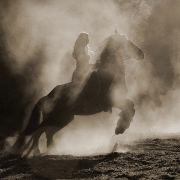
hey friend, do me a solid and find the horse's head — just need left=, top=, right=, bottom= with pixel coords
left=97, top=33, right=144, bottom=71
left=111, top=33, right=144, bottom=61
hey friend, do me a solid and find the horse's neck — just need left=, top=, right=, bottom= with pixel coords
left=97, top=61, right=116, bottom=75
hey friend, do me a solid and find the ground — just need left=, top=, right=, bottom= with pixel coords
left=0, top=137, right=179, bottom=179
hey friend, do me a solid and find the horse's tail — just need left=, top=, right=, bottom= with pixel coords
left=23, top=98, right=44, bottom=135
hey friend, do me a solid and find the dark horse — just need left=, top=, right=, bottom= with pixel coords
left=13, top=33, right=144, bottom=156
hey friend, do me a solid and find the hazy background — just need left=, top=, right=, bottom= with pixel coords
left=0, top=0, right=179, bottom=155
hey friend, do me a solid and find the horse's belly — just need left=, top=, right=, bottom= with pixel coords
left=73, top=92, right=110, bottom=115
left=72, top=71, right=111, bottom=115
left=74, top=106, right=103, bottom=115
left=73, top=96, right=105, bottom=115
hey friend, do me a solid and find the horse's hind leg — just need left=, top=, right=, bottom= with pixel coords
left=115, top=99, right=135, bottom=134
left=32, top=133, right=41, bottom=155
left=26, top=126, right=56, bottom=156
left=46, top=127, right=58, bottom=148
left=23, top=127, right=45, bottom=157
left=45, top=115, right=74, bottom=149
left=10, top=135, right=26, bottom=154
left=45, top=126, right=59, bottom=148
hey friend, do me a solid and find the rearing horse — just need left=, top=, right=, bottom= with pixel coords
left=13, top=33, right=144, bottom=156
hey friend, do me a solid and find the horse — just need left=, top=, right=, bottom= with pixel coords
left=13, top=33, right=144, bottom=156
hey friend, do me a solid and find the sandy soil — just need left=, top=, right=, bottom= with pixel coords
left=0, top=137, right=179, bottom=179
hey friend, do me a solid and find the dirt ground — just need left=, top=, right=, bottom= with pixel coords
left=0, top=137, right=179, bottom=179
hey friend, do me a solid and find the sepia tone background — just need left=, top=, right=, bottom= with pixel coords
left=0, top=0, right=179, bottom=156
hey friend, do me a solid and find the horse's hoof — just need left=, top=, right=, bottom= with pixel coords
left=115, top=127, right=125, bottom=135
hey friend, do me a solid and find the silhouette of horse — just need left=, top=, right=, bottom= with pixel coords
left=13, top=33, right=144, bottom=156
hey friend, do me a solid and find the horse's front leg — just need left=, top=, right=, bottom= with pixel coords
left=115, top=99, right=135, bottom=135
left=23, top=128, right=44, bottom=157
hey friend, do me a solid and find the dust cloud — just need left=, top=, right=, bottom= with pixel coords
left=0, top=0, right=179, bottom=155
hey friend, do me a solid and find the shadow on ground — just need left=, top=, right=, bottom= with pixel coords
left=0, top=137, right=179, bottom=179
